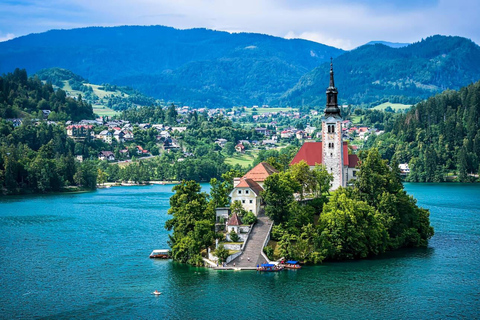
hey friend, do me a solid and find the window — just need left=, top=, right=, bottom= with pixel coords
left=245, top=190, right=249, bottom=194
left=249, top=200, right=253, bottom=204
left=353, top=170, right=357, bottom=177
left=242, top=200, right=245, bottom=204
left=330, top=153, right=333, bottom=157
left=327, top=124, right=335, bottom=133
left=238, top=190, right=242, bottom=194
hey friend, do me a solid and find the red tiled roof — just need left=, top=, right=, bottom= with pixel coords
left=236, top=178, right=264, bottom=195
left=348, top=154, right=360, bottom=168
left=290, top=142, right=323, bottom=166
left=290, top=141, right=359, bottom=168
left=227, top=213, right=242, bottom=226
left=243, top=162, right=278, bottom=182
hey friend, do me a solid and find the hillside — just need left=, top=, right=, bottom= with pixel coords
left=0, top=69, right=94, bottom=121
left=35, top=68, right=161, bottom=115
left=279, top=35, right=480, bottom=109
left=0, top=26, right=343, bottom=108
left=367, top=80, right=480, bottom=182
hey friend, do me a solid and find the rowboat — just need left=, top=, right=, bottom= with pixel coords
left=283, top=260, right=302, bottom=269
left=149, top=249, right=170, bottom=259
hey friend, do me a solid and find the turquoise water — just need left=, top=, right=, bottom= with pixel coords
left=1, top=183, right=479, bottom=319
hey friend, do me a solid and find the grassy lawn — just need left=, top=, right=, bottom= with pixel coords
left=92, top=105, right=118, bottom=117
left=85, top=83, right=129, bottom=99
left=350, top=115, right=363, bottom=125
left=224, top=150, right=259, bottom=168
left=372, top=102, right=412, bottom=111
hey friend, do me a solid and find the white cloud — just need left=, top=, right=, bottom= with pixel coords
left=0, top=33, right=15, bottom=42
left=285, top=31, right=353, bottom=50
left=0, top=0, right=479, bottom=48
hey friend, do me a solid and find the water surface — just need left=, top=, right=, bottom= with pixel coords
left=0, top=183, right=479, bottom=319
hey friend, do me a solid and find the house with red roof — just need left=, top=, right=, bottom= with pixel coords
left=230, top=162, right=278, bottom=216
left=235, top=143, right=245, bottom=153
left=290, top=62, right=359, bottom=190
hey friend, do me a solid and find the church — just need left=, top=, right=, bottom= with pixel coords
left=290, top=62, right=359, bottom=190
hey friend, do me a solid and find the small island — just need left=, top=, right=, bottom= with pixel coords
left=165, top=65, right=435, bottom=268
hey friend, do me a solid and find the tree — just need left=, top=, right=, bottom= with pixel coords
left=165, top=180, right=214, bottom=265
left=229, top=229, right=240, bottom=242
left=209, top=177, right=230, bottom=208
left=214, top=244, right=230, bottom=263
left=354, top=148, right=434, bottom=250
left=97, top=168, right=108, bottom=185
left=262, top=172, right=299, bottom=224
left=319, top=188, right=388, bottom=260
left=242, top=212, right=257, bottom=225
left=230, top=200, right=248, bottom=217
left=224, top=142, right=236, bottom=156
left=313, top=164, right=333, bottom=196
left=289, top=161, right=316, bottom=200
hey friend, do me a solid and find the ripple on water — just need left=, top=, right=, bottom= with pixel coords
left=0, top=183, right=479, bottom=319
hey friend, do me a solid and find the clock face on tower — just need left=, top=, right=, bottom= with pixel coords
left=328, top=134, right=334, bottom=139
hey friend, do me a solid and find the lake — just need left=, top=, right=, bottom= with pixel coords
left=1, top=183, right=479, bottom=319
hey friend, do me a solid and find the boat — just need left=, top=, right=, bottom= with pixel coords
left=283, top=260, right=302, bottom=269
left=151, top=290, right=162, bottom=295
left=257, top=263, right=284, bottom=272
left=149, top=249, right=170, bottom=259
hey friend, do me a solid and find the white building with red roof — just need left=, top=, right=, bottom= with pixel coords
left=290, top=61, right=359, bottom=190
left=230, top=162, right=278, bottom=216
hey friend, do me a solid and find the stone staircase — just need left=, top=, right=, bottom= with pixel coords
left=228, top=212, right=273, bottom=268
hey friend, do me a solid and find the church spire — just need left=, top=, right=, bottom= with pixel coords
left=329, top=57, right=335, bottom=88
left=324, top=58, right=341, bottom=118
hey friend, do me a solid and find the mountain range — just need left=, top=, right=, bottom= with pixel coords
left=280, top=35, right=480, bottom=108
left=0, top=26, right=342, bottom=108
left=1, top=26, right=479, bottom=109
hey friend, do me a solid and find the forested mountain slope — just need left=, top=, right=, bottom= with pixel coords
left=0, top=26, right=343, bottom=108
left=367, top=80, right=480, bottom=182
left=280, top=36, right=480, bottom=109
left=0, top=68, right=94, bottom=121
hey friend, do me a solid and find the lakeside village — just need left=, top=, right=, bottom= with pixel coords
left=157, top=63, right=433, bottom=272
left=5, top=96, right=386, bottom=172
left=6, top=107, right=385, bottom=169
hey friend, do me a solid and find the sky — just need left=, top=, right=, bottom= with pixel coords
left=0, top=0, right=479, bottom=50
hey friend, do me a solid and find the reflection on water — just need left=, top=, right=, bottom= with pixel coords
left=0, top=183, right=479, bottom=319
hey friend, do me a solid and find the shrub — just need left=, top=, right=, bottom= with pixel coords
left=229, top=230, right=240, bottom=242
left=242, top=212, right=257, bottom=225
left=264, top=246, right=274, bottom=260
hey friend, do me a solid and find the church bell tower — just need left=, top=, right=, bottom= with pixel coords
left=322, top=60, right=344, bottom=190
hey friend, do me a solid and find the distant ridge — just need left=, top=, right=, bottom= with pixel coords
left=279, top=35, right=480, bottom=108
left=0, top=25, right=344, bottom=108
left=365, top=41, right=410, bottom=48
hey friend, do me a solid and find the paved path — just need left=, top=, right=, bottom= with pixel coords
left=228, top=212, right=273, bottom=268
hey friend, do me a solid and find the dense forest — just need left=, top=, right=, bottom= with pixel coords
left=0, top=26, right=343, bottom=108
left=281, top=35, right=480, bottom=109
left=0, top=70, right=98, bottom=194
left=0, top=68, right=94, bottom=121
left=367, top=80, right=480, bottom=182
